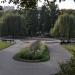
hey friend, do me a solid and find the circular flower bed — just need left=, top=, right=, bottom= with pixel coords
left=13, top=40, right=50, bottom=62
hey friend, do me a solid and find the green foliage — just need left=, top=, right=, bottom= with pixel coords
left=14, top=41, right=50, bottom=62
left=51, top=13, right=75, bottom=39
left=24, top=8, right=38, bottom=36
left=39, top=5, right=51, bottom=34
left=55, top=44, right=75, bottom=75
left=0, top=0, right=59, bottom=37
left=55, top=58, right=75, bottom=75
left=0, top=13, right=26, bottom=37
left=49, top=2, right=59, bottom=27
left=0, top=6, right=59, bottom=37
left=0, top=12, right=3, bottom=17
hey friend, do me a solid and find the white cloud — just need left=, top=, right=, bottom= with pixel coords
left=56, top=0, right=75, bottom=9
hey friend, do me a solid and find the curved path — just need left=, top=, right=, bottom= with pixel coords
left=0, top=40, right=72, bottom=75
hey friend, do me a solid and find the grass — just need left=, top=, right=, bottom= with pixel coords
left=14, top=41, right=50, bottom=62
left=54, top=44, right=75, bottom=75
left=63, top=44, right=75, bottom=56
left=0, top=40, right=14, bottom=50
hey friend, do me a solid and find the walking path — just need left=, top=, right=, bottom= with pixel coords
left=0, top=40, right=72, bottom=75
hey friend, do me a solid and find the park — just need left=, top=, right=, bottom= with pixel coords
left=0, top=0, right=75, bottom=75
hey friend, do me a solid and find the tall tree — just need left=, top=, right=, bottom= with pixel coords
left=0, top=6, right=3, bottom=17
left=36, top=3, right=59, bottom=36
left=51, top=13, right=75, bottom=41
left=0, top=13, right=26, bottom=37
left=24, top=8, right=38, bottom=36
left=48, top=1, right=59, bottom=27
left=39, top=5, right=51, bottom=34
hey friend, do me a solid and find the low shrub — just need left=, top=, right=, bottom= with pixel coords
left=55, top=58, right=75, bottom=75
left=54, top=44, right=75, bottom=75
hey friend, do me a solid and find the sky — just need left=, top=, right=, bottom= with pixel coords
left=38, top=0, right=75, bottom=9
left=0, top=0, right=75, bottom=9
left=56, top=0, right=75, bottom=9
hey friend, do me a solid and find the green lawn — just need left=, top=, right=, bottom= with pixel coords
left=0, top=40, right=14, bottom=50
left=63, top=44, right=75, bottom=56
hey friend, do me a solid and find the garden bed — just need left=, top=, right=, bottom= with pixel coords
left=13, top=40, right=50, bottom=62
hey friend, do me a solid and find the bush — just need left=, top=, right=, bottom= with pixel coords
left=55, top=58, right=75, bottom=75
left=54, top=44, right=75, bottom=75
left=14, top=41, right=50, bottom=62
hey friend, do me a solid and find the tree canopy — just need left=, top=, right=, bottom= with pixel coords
left=51, top=13, right=75, bottom=39
left=1, top=0, right=75, bottom=8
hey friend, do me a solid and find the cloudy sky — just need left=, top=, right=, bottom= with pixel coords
left=0, top=0, right=75, bottom=9
left=56, top=0, right=75, bottom=9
